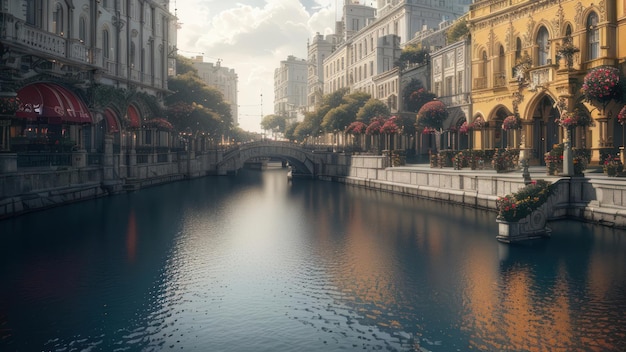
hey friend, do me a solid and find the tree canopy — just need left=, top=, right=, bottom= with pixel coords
left=165, top=56, right=233, bottom=136
left=446, top=16, right=469, bottom=44
left=417, top=100, right=448, bottom=130
left=260, top=114, right=287, bottom=133
left=356, top=99, right=391, bottom=121
left=395, top=45, right=429, bottom=71
left=402, top=79, right=436, bottom=113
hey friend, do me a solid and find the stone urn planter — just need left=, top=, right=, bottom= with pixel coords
left=496, top=206, right=551, bottom=243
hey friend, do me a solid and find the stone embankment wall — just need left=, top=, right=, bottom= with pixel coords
left=3, top=152, right=626, bottom=229
left=328, top=155, right=626, bottom=228
left=0, top=151, right=218, bottom=219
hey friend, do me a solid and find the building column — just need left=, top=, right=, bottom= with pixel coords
left=129, top=131, right=137, bottom=178
left=103, top=134, right=114, bottom=180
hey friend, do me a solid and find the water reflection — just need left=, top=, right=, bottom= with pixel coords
left=0, top=167, right=625, bottom=351
left=126, top=210, right=137, bottom=262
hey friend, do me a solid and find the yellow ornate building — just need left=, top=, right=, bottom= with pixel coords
left=468, top=0, right=625, bottom=164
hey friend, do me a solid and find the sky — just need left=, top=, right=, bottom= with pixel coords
left=174, top=0, right=361, bottom=133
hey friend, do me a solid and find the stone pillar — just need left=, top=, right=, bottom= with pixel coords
left=0, top=153, right=17, bottom=173
left=129, top=132, right=137, bottom=178
left=103, top=134, right=114, bottom=180
left=0, top=119, right=11, bottom=151
left=562, top=128, right=574, bottom=176
left=71, top=149, right=87, bottom=168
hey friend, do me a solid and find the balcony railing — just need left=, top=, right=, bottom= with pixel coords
left=0, top=13, right=91, bottom=65
left=493, top=72, right=506, bottom=88
left=438, top=93, right=470, bottom=107
left=529, top=67, right=552, bottom=88
left=473, top=77, right=487, bottom=90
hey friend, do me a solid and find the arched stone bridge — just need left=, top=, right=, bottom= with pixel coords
left=216, top=140, right=330, bottom=176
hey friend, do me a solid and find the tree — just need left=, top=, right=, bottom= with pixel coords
left=403, top=79, right=436, bottom=112
left=321, top=87, right=350, bottom=109
left=175, top=55, right=198, bottom=76
left=417, top=100, right=448, bottom=130
left=260, top=114, right=287, bottom=134
left=294, top=111, right=319, bottom=141
left=322, top=92, right=371, bottom=132
left=342, top=91, right=371, bottom=116
left=356, top=99, right=391, bottom=121
left=322, top=106, right=351, bottom=132
left=284, top=121, right=299, bottom=141
left=395, top=45, right=429, bottom=71
left=230, top=126, right=258, bottom=143
left=446, top=16, right=469, bottom=44
left=165, top=68, right=233, bottom=135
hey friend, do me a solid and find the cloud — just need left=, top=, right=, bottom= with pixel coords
left=176, top=0, right=339, bottom=132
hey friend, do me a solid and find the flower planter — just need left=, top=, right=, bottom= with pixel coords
left=496, top=208, right=551, bottom=243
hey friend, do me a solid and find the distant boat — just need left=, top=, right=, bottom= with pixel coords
left=287, top=166, right=294, bottom=181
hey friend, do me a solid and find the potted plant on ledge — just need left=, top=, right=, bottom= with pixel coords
left=496, top=180, right=555, bottom=243
left=602, top=154, right=623, bottom=177
left=556, top=40, right=579, bottom=69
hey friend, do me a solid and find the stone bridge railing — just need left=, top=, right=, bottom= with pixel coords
left=215, top=140, right=336, bottom=176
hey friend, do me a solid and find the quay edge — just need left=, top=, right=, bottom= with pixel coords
left=3, top=154, right=626, bottom=231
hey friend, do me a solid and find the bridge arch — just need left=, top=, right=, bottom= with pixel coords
left=216, top=141, right=326, bottom=176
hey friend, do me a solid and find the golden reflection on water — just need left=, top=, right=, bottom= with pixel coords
left=461, top=251, right=624, bottom=351
left=324, top=194, right=400, bottom=329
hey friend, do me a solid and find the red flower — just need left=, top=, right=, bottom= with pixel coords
left=582, top=66, right=620, bottom=104
left=618, top=105, right=626, bottom=125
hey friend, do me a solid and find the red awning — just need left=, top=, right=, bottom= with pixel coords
left=127, top=105, right=140, bottom=128
left=15, top=83, right=92, bottom=124
left=104, top=109, right=120, bottom=133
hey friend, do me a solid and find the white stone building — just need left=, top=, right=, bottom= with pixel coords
left=430, top=38, right=472, bottom=149
left=306, top=33, right=339, bottom=111
left=317, top=0, right=467, bottom=111
left=274, top=55, right=308, bottom=123
left=0, top=0, right=177, bottom=177
left=191, top=57, right=239, bottom=126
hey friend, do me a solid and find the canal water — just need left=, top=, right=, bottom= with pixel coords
left=1, top=164, right=626, bottom=352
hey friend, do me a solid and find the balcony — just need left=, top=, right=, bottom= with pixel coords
left=493, top=72, right=506, bottom=88
left=0, top=13, right=90, bottom=65
left=529, top=67, right=553, bottom=89
left=473, top=77, right=487, bottom=90
left=439, top=93, right=470, bottom=107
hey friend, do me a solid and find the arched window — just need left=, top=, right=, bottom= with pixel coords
left=26, top=0, right=43, bottom=28
left=565, top=24, right=572, bottom=38
left=481, top=50, right=488, bottom=78
left=130, top=42, right=136, bottom=68
left=498, top=45, right=505, bottom=74
left=103, top=30, right=110, bottom=59
left=587, top=12, right=599, bottom=60
left=537, top=26, right=549, bottom=66
left=53, top=3, right=64, bottom=36
left=515, top=38, right=522, bottom=62
left=79, top=17, right=87, bottom=44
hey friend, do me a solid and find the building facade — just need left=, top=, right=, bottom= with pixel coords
left=469, top=0, right=626, bottom=164
left=274, top=55, right=308, bottom=123
left=0, top=0, right=177, bottom=178
left=319, top=0, right=467, bottom=112
left=430, top=38, right=472, bottom=149
left=307, top=33, right=339, bottom=111
left=192, top=57, right=239, bottom=126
